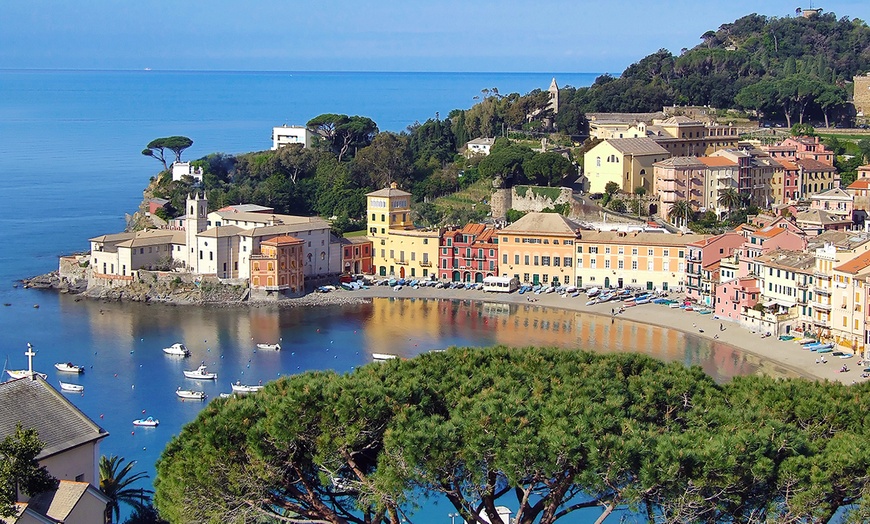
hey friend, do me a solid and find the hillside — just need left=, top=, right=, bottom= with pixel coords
left=563, top=11, right=870, bottom=121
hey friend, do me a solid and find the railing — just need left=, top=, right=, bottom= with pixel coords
left=394, top=259, right=408, bottom=265
left=811, top=301, right=832, bottom=311
left=419, top=261, right=432, bottom=267
left=814, top=287, right=831, bottom=296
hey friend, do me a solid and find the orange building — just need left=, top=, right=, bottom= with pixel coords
left=250, top=235, right=304, bottom=296
left=499, top=212, right=581, bottom=286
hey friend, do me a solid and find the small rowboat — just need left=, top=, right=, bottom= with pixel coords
left=59, top=381, right=84, bottom=393
left=133, top=416, right=159, bottom=427
left=55, top=362, right=85, bottom=374
left=256, top=343, right=281, bottom=351
left=372, top=353, right=398, bottom=362
left=175, top=388, right=206, bottom=400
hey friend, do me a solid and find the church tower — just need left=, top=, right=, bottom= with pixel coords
left=185, top=192, right=208, bottom=271
left=548, top=77, right=559, bottom=115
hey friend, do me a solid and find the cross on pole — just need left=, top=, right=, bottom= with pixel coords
left=25, top=343, right=36, bottom=380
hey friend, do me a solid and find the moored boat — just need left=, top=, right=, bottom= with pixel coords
left=175, top=387, right=206, bottom=400
left=163, top=343, right=190, bottom=357
left=133, top=416, right=159, bottom=427
left=6, top=369, right=48, bottom=380
left=231, top=381, right=263, bottom=393
left=183, top=364, right=217, bottom=380
left=372, top=353, right=397, bottom=361
left=256, top=343, right=281, bottom=351
left=59, top=380, right=84, bottom=393
left=54, top=362, right=85, bottom=374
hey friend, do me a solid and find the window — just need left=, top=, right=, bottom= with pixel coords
left=618, top=260, right=624, bottom=269
left=534, top=256, right=539, bottom=266
left=541, top=256, right=550, bottom=266
left=648, top=260, right=654, bottom=271
left=632, top=248, right=638, bottom=255
left=577, top=246, right=583, bottom=253
left=524, top=255, right=530, bottom=265
left=632, top=260, right=638, bottom=270
left=577, top=258, right=583, bottom=268
left=590, top=246, right=598, bottom=254
left=605, top=260, right=611, bottom=269
left=605, top=247, right=611, bottom=254
left=648, top=248, right=654, bottom=256
left=515, top=254, right=520, bottom=264
left=590, top=259, right=596, bottom=268
left=553, top=257, right=560, bottom=267
left=618, top=247, right=624, bottom=255
left=564, top=257, right=572, bottom=267
left=663, top=249, right=670, bottom=257
left=503, top=253, right=508, bottom=264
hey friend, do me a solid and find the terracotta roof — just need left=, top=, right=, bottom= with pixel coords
left=754, top=227, right=786, bottom=239
left=687, top=231, right=744, bottom=248
left=835, top=249, right=870, bottom=274
left=698, top=156, right=737, bottom=167
left=794, top=158, right=837, bottom=171
left=847, top=178, right=870, bottom=190
left=777, top=159, right=798, bottom=171
left=502, top=212, right=582, bottom=236
left=0, top=376, right=107, bottom=460
left=604, top=137, right=670, bottom=155
left=260, top=235, right=303, bottom=246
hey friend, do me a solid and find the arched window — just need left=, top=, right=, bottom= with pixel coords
left=596, top=157, right=601, bottom=167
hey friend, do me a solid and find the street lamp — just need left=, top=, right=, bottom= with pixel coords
left=449, top=513, right=460, bottom=524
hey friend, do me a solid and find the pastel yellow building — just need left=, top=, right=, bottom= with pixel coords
left=499, top=212, right=581, bottom=286
left=583, top=137, right=671, bottom=194
left=574, top=230, right=706, bottom=291
left=367, top=184, right=439, bottom=279
left=830, top=250, right=870, bottom=354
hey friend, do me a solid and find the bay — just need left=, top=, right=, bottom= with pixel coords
left=0, top=70, right=781, bottom=523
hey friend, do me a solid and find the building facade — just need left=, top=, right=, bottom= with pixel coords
left=499, top=213, right=581, bottom=286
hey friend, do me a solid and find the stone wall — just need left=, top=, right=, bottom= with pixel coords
left=855, top=74, right=870, bottom=119
left=504, top=186, right=573, bottom=213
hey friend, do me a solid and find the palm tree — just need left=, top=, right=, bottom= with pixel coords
left=717, top=188, right=741, bottom=219
left=99, top=455, right=153, bottom=524
left=668, top=200, right=691, bottom=229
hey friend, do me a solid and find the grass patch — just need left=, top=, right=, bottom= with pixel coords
left=343, top=230, right=368, bottom=238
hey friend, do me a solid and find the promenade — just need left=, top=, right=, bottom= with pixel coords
left=334, top=285, right=862, bottom=384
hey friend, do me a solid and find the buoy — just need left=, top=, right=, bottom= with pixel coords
left=131, top=431, right=135, bottom=435
left=114, top=374, right=118, bottom=377
left=100, top=414, right=104, bottom=418
left=33, top=304, right=39, bottom=309
left=142, top=409, right=146, bottom=413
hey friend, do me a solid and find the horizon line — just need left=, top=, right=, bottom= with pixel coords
left=0, top=67, right=608, bottom=76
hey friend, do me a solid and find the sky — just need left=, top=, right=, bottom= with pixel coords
left=1, top=0, right=868, bottom=73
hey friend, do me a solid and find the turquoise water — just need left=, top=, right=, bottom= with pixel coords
left=0, top=70, right=773, bottom=523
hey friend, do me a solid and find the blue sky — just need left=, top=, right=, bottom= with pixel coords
left=1, top=0, right=868, bottom=73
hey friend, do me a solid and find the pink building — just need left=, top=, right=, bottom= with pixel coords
left=778, top=159, right=800, bottom=203
left=780, top=135, right=835, bottom=165
left=685, top=232, right=745, bottom=306
left=653, top=157, right=706, bottom=222
left=715, top=277, right=760, bottom=321
left=439, top=223, right=499, bottom=282
left=737, top=224, right=807, bottom=278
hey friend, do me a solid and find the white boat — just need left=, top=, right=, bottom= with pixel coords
left=6, top=370, right=48, bottom=380
left=163, top=343, right=190, bottom=356
left=54, top=362, right=85, bottom=374
left=183, top=364, right=217, bottom=380
left=133, top=416, right=159, bottom=427
left=231, top=381, right=264, bottom=393
left=59, top=381, right=83, bottom=393
left=256, top=343, right=281, bottom=351
left=175, top=388, right=206, bottom=400
left=372, top=353, right=398, bottom=361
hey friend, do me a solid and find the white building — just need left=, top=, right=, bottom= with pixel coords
left=465, top=137, right=496, bottom=157
left=272, top=125, right=316, bottom=150
left=171, top=161, right=204, bottom=183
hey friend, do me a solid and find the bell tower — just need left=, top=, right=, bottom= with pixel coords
left=185, top=192, right=208, bottom=271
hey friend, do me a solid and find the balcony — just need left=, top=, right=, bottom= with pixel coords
left=394, top=259, right=409, bottom=265
left=813, top=271, right=830, bottom=279
left=814, top=287, right=831, bottom=296
left=811, top=301, right=831, bottom=311
left=813, top=318, right=832, bottom=328
left=419, top=261, right=432, bottom=267
left=797, top=282, right=808, bottom=290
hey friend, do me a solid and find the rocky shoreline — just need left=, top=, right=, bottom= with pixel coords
left=20, top=271, right=372, bottom=309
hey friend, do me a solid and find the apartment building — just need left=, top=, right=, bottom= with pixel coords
left=573, top=230, right=705, bottom=291
left=584, top=137, right=671, bottom=194
left=499, top=212, right=581, bottom=286
left=686, top=232, right=745, bottom=306
left=440, top=223, right=499, bottom=282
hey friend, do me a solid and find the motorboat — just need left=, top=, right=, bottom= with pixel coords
left=256, top=343, right=281, bottom=351
left=372, top=353, right=398, bottom=361
left=133, top=416, right=159, bottom=427
left=59, top=381, right=84, bottom=393
left=163, top=343, right=190, bottom=357
left=183, top=364, right=217, bottom=380
left=6, top=370, right=47, bottom=380
left=231, top=381, right=264, bottom=393
left=54, top=362, right=85, bottom=374
left=175, top=388, right=206, bottom=400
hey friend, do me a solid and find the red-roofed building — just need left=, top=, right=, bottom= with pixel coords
left=795, top=158, right=839, bottom=199
left=780, top=135, right=835, bottom=165
left=774, top=159, right=800, bottom=204
left=250, top=235, right=304, bottom=296
left=847, top=176, right=870, bottom=217
left=340, top=237, right=373, bottom=275
left=439, top=224, right=499, bottom=282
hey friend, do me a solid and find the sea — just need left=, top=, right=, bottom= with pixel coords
left=0, top=70, right=791, bottom=523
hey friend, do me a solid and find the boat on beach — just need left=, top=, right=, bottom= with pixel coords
left=256, top=343, right=281, bottom=351
left=133, top=416, right=159, bottom=427
left=175, top=387, right=206, bottom=400
left=231, top=381, right=263, bottom=393
left=59, top=381, right=83, bottom=393
left=54, top=362, right=85, bottom=373
left=183, top=364, right=217, bottom=380
left=163, top=343, right=190, bottom=357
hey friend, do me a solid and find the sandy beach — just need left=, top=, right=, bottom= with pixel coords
left=314, top=284, right=864, bottom=385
